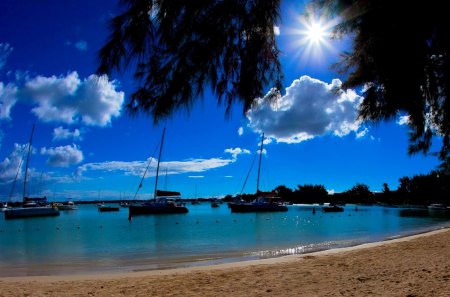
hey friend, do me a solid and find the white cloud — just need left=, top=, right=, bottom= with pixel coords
left=75, top=40, right=87, bottom=51
left=76, top=156, right=237, bottom=179
left=162, top=158, right=233, bottom=174
left=355, top=127, right=368, bottom=139
left=238, top=127, right=244, bottom=136
left=0, top=82, right=18, bottom=120
left=75, top=159, right=154, bottom=178
left=247, top=76, right=364, bottom=143
left=224, top=147, right=251, bottom=159
left=40, top=144, right=84, bottom=167
left=0, top=43, right=13, bottom=70
left=0, top=143, right=26, bottom=184
left=224, top=175, right=233, bottom=178
left=188, top=175, right=204, bottom=178
left=18, top=71, right=124, bottom=126
left=53, top=126, right=81, bottom=141
left=397, top=115, right=410, bottom=126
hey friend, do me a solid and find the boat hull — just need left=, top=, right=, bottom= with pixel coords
left=229, top=203, right=288, bottom=213
left=98, top=206, right=120, bottom=212
left=322, top=206, right=344, bottom=212
left=4, top=207, right=60, bottom=219
left=57, top=205, right=77, bottom=210
left=129, top=204, right=188, bottom=215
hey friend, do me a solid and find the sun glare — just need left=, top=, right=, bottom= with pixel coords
left=286, top=12, right=337, bottom=63
left=306, top=22, right=327, bottom=44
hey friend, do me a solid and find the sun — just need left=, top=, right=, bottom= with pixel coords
left=285, top=12, right=337, bottom=63
left=305, top=21, right=327, bottom=44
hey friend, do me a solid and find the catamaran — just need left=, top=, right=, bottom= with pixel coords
left=4, top=124, right=60, bottom=219
left=229, top=133, right=288, bottom=213
left=128, top=128, right=188, bottom=216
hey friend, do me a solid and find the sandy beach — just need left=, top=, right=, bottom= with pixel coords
left=1, top=228, right=449, bottom=296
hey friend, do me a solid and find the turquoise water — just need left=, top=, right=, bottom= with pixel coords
left=0, top=203, right=449, bottom=276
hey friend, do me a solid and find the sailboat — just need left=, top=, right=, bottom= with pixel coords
left=4, top=124, right=60, bottom=219
left=229, top=133, right=288, bottom=213
left=128, top=128, right=188, bottom=216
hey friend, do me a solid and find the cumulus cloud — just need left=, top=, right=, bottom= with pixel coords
left=40, top=144, right=84, bottom=167
left=0, top=82, right=18, bottom=120
left=53, top=126, right=81, bottom=141
left=0, top=143, right=26, bottom=184
left=224, top=147, right=251, bottom=159
left=247, top=76, right=364, bottom=143
left=18, top=71, right=124, bottom=126
left=238, top=127, right=244, bottom=136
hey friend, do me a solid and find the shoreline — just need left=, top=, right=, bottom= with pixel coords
left=0, top=223, right=448, bottom=279
left=1, top=227, right=448, bottom=282
left=1, top=227, right=449, bottom=296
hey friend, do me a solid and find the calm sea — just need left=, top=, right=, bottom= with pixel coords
left=1, top=203, right=449, bottom=276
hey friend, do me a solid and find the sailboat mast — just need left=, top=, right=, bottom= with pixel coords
left=256, top=133, right=264, bottom=193
left=154, top=128, right=166, bottom=199
left=23, top=124, right=35, bottom=201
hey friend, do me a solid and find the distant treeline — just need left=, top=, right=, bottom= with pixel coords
left=224, top=170, right=450, bottom=206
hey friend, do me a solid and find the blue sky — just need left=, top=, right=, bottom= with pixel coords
left=0, top=0, right=441, bottom=201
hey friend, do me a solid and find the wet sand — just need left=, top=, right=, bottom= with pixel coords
left=0, top=228, right=449, bottom=296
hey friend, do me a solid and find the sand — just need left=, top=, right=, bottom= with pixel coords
left=0, top=228, right=449, bottom=296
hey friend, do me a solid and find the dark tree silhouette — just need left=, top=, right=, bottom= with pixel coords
left=344, top=183, right=373, bottom=204
left=99, top=0, right=449, bottom=163
left=295, top=184, right=328, bottom=204
left=98, top=0, right=282, bottom=122
left=274, top=185, right=294, bottom=201
left=312, top=0, right=450, bottom=160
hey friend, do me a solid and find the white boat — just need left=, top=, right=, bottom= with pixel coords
left=428, top=203, right=448, bottom=210
left=0, top=202, right=9, bottom=212
left=4, top=124, right=60, bottom=219
left=56, top=200, right=77, bottom=210
left=119, top=201, right=129, bottom=207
